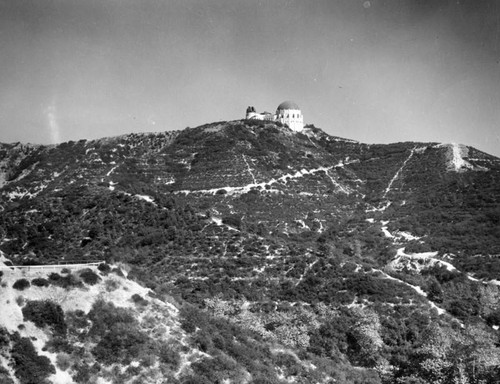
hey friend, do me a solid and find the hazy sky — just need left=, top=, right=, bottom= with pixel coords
left=1, top=0, right=500, bottom=156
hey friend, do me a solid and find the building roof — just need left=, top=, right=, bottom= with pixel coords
left=276, top=101, right=300, bottom=110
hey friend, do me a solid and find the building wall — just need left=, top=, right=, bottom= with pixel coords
left=276, top=108, right=304, bottom=132
left=246, top=112, right=265, bottom=120
left=246, top=112, right=274, bottom=121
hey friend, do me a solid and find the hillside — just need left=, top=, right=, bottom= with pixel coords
left=0, top=256, right=193, bottom=384
left=1, top=120, right=500, bottom=383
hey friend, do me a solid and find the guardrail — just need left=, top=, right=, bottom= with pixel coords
left=0, top=261, right=104, bottom=272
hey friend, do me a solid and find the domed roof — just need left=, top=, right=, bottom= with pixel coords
left=277, top=101, right=300, bottom=110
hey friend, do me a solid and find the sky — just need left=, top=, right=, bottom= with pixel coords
left=1, top=0, right=500, bottom=157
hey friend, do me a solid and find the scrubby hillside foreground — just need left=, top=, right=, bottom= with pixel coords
left=0, top=255, right=197, bottom=384
left=1, top=120, right=500, bottom=383
left=0, top=255, right=377, bottom=384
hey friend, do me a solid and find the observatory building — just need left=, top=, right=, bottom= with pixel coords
left=245, top=101, right=304, bottom=132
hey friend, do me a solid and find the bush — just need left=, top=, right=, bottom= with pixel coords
left=180, top=305, right=208, bottom=333
left=31, top=277, right=50, bottom=287
left=159, top=343, right=181, bottom=370
left=448, top=299, right=479, bottom=320
left=92, top=322, right=148, bottom=365
left=47, top=272, right=81, bottom=289
left=87, top=299, right=136, bottom=338
left=0, top=328, right=9, bottom=348
left=65, top=310, right=90, bottom=338
left=190, top=355, right=245, bottom=383
left=105, top=278, right=120, bottom=292
left=22, top=300, right=67, bottom=335
left=79, top=269, right=101, bottom=285
left=48, top=272, right=62, bottom=282
left=44, top=335, right=73, bottom=354
left=73, top=362, right=90, bottom=383
left=15, top=296, right=25, bottom=307
left=222, top=215, right=242, bottom=229
left=98, top=263, right=111, bottom=274
left=111, top=268, right=124, bottom=277
left=0, top=364, right=14, bottom=384
left=13, top=279, right=30, bottom=291
left=486, top=310, right=500, bottom=326
left=193, top=330, right=214, bottom=353
left=131, top=293, right=148, bottom=307
left=56, top=352, right=71, bottom=371
left=10, top=334, right=56, bottom=384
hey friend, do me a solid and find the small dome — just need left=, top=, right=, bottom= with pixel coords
left=277, top=101, right=300, bottom=110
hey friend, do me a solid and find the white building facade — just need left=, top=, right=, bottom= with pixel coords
left=245, top=101, right=304, bottom=132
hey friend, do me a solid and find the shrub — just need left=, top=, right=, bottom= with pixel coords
left=190, top=355, right=244, bottom=383
left=105, top=278, right=120, bottom=292
left=193, top=330, right=214, bottom=353
left=159, top=343, right=181, bottom=370
left=222, top=215, right=242, bottom=229
left=61, top=268, right=71, bottom=274
left=56, top=352, right=71, bottom=371
left=448, top=298, right=479, bottom=320
left=31, top=277, right=49, bottom=287
left=13, top=279, right=30, bottom=291
left=131, top=293, right=148, bottom=307
left=275, top=352, right=302, bottom=375
left=47, top=272, right=81, bottom=288
left=111, top=268, right=124, bottom=277
left=180, top=305, right=208, bottom=333
left=48, top=272, right=61, bottom=282
left=22, top=300, right=67, bottom=335
left=10, top=334, right=55, bottom=384
left=0, top=364, right=14, bottom=384
left=79, top=269, right=100, bottom=285
left=87, top=299, right=136, bottom=338
left=44, top=335, right=74, bottom=354
left=15, top=296, right=25, bottom=307
left=486, top=310, right=500, bottom=326
left=92, top=322, right=148, bottom=365
left=65, top=275, right=81, bottom=288
left=98, top=263, right=111, bottom=274
left=0, top=328, right=9, bottom=348
left=65, top=309, right=89, bottom=333
left=73, top=362, right=90, bottom=383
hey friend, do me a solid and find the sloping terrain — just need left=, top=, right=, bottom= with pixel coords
left=0, top=255, right=192, bottom=384
left=1, top=120, right=500, bottom=383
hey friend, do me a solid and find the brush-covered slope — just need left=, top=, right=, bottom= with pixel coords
left=0, top=256, right=190, bottom=384
left=1, top=120, right=500, bottom=383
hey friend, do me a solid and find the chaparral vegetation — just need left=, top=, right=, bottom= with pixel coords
left=1, top=121, right=500, bottom=383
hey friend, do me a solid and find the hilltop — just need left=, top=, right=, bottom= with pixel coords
left=1, top=120, right=500, bottom=383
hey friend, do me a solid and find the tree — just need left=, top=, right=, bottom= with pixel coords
left=417, top=323, right=500, bottom=384
left=462, top=324, right=500, bottom=383
left=418, top=325, right=456, bottom=384
left=478, top=284, right=500, bottom=317
left=427, top=277, right=443, bottom=303
left=348, top=307, right=385, bottom=367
